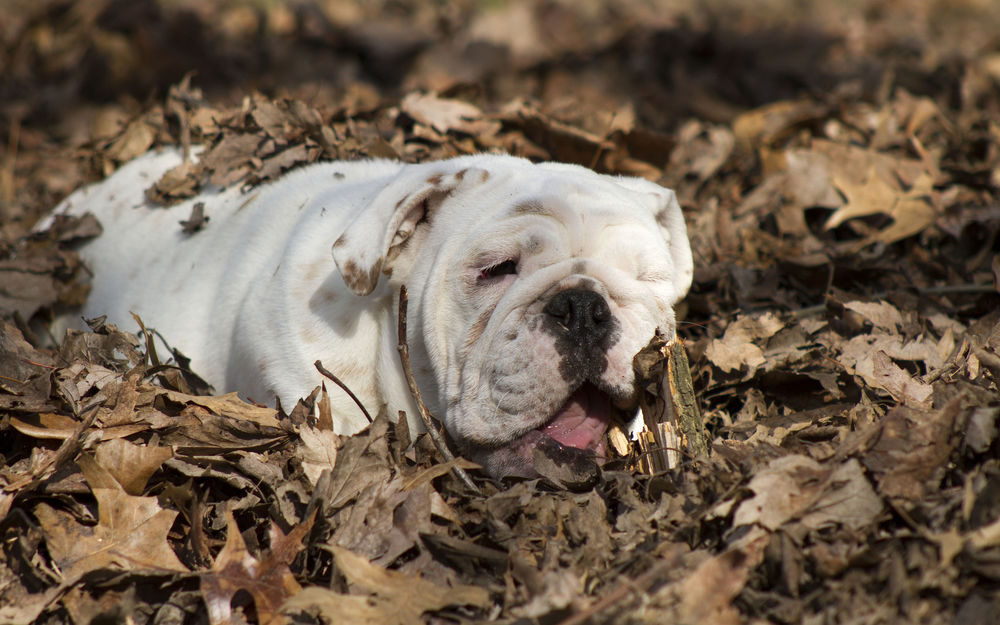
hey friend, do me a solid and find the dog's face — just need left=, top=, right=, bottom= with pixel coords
left=333, top=156, right=692, bottom=478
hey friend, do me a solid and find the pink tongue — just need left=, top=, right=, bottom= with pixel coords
left=540, top=385, right=613, bottom=450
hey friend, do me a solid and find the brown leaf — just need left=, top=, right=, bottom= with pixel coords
left=160, top=390, right=280, bottom=427
left=0, top=245, right=82, bottom=320
left=842, top=300, right=904, bottom=331
left=676, top=531, right=768, bottom=625
left=704, top=312, right=785, bottom=375
left=148, top=160, right=204, bottom=205
left=105, top=119, right=156, bottom=163
left=92, top=438, right=174, bottom=495
left=838, top=337, right=935, bottom=407
left=43, top=213, right=103, bottom=243
left=827, top=168, right=937, bottom=243
left=251, top=98, right=289, bottom=141
left=732, top=99, right=829, bottom=147
left=732, top=455, right=883, bottom=535
left=666, top=120, right=735, bottom=184
left=296, top=422, right=339, bottom=486
left=202, top=508, right=314, bottom=625
left=179, top=201, right=209, bottom=235
left=35, top=488, right=188, bottom=581
left=250, top=143, right=313, bottom=184
left=320, top=412, right=392, bottom=510
left=202, top=134, right=263, bottom=187
left=862, top=401, right=960, bottom=505
left=283, top=545, right=491, bottom=625
left=401, top=92, right=499, bottom=137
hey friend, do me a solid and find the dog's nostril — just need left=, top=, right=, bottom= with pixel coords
left=543, top=289, right=611, bottom=338
left=592, top=302, right=610, bottom=323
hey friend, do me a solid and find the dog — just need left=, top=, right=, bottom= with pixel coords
left=48, top=148, right=693, bottom=478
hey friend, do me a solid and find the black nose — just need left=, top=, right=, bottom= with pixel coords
left=543, top=288, right=611, bottom=344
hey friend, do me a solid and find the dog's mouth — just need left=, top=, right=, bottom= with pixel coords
left=489, top=382, right=626, bottom=479
left=536, top=383, right=613, bottom=457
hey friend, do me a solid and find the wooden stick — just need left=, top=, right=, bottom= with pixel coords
left=396, top=286, right=480, bottom=494
left=633, top=333, right=709, bottom=472
left=667, top=339, right=709, bottom=459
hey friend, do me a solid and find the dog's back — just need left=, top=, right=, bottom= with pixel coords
left=47, top=149, right=404, bottom=401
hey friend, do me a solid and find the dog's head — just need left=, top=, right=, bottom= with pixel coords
left=333, top=155, right=692, bottom=478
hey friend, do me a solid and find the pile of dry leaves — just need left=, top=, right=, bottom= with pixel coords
left=2, top=1, right=999, bottom=624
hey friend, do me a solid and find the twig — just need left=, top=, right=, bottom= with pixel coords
left=314, top=360, right=373, bottom=424
left=397, top=285, right=480, bottom=494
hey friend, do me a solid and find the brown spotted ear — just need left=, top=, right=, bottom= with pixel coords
left=332, top=162, right=489, bottom=295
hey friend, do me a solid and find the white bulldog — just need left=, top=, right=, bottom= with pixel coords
left=49, top=149, right=693, bottom=478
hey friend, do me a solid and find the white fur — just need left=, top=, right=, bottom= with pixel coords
left=49, top=149, right=692, bottom=473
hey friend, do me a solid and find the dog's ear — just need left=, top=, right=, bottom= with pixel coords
left=615, top=177, right=693, bottom=301
left=332, top=162, right=489, bottom=295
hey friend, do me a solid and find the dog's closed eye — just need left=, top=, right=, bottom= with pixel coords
left=478, top=259, right=518, bottom=281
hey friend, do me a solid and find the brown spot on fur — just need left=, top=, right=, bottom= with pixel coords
left=304, top=258, right=327, bottom=283
left=299, top=325, right=320, bottom=343
left=512, top=200, right=548, bottom=216
left=426, top=174, right=443, bottom=185
left=524, top=235, right=542, bottom=255
left=333, top=235, right=347, bottom=249
left=340, top=258, right=380, bottom=295
left=653, top=206, right=674, bottom=244
left=462, top=305, right=495, bottom=355
left=455, top=169, right=466, bottom=181
left=238, top=192, right=260, bottom=211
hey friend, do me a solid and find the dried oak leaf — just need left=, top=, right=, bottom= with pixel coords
left=837, top=335, right=936, bottom=407
left=842, top=300, right=905, bottom=331
left=203, top=134, right=264, bottom=187
left=319, top=411, right=393, bottom=510
left=34, top=488, right=188, bottom=581
left=732, top=455, right=883, bottom=538
left=43, top=213, right=103, bottom=244
left=148, top=159, right=205, bottom=205
left=104, top=118, right=157, bottom=164
left=704, top=312, right=785, bottom=375
left=862, top=400, right=961, bottom=505
left=282, top=545, right=491, bottom=625
left=0, top=242, right=84, bottom=320
left=401, top=92, right=500, bottom=137
left=0, top=320, right=56, bottom=412
left=91, top=438, right=174, bottom=495
left=201, top=509, right=314, bottom=625
left=827, top=167, right=936, bottom=244
left=159, top=390, right=280, bottom=428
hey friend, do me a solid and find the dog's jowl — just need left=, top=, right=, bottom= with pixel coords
left=47, top=149, right=693, bottom=478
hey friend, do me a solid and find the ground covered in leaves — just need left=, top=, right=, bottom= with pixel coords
left=2, top=0, right=1000, bottom=623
